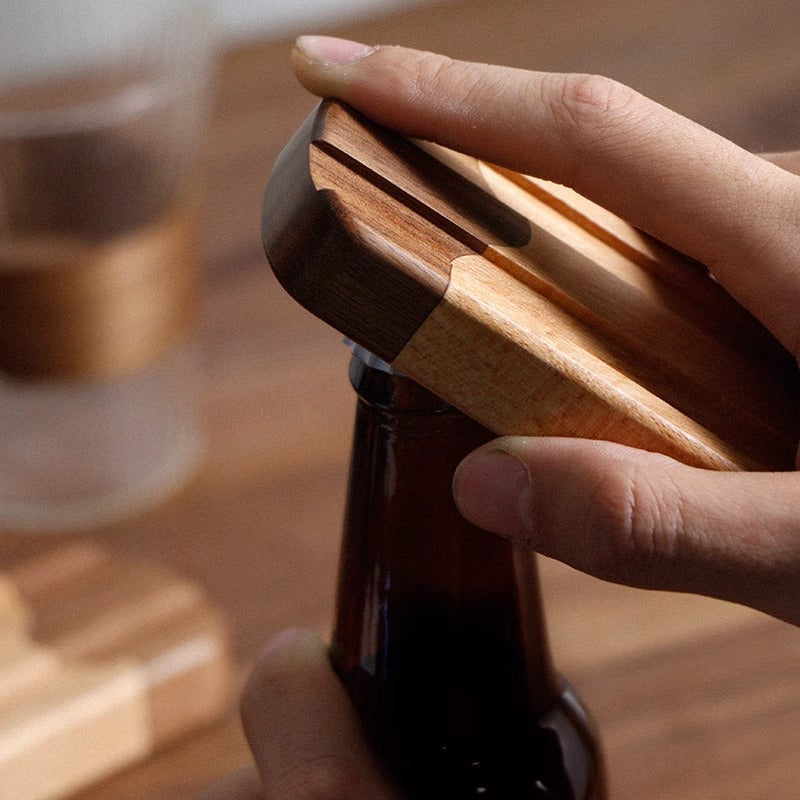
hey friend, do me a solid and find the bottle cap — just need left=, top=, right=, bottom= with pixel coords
left=346, top=338, right=396, bottom=374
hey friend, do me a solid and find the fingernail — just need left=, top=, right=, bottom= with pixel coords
left=453, top=448, right=533, bottom=540
left=295, top=35, right=376, bottom=65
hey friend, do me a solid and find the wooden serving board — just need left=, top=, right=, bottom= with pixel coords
left=0, top=542, right=234, bottom=800
left=263, top=100, right=800, bottom=471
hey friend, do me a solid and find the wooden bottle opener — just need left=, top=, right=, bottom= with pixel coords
left=263, top=100, right=799, bottom=471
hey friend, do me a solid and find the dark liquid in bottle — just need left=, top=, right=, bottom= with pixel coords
left=331, top=354, right=605, bottom=798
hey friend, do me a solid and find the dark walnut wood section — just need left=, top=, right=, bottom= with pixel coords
left=262, top=100, right=530, bottom=361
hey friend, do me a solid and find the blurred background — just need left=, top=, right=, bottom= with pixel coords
left=216, top=0, right=428, bottom=41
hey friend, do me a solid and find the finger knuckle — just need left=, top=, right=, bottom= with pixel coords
left=393, top=53, right=509, bottom=134
left=544, top=73, right=642, bottom=153
left=587, top=464, right=685, bottom=587
left=400, top=51, right=458, bottom=101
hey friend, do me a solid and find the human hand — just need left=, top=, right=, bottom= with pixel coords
left=292, top=37, right=800, bottom=625
left=239, top=629, right=399, bottom=800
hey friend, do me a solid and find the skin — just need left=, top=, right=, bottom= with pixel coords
left=234, top=38, right=800, bottom=799
left=240, top=630, right=399, bottom=800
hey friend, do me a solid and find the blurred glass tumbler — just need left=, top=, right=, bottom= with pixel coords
left=0, top=1, right=216, bottom=530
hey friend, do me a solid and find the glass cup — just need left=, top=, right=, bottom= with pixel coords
left=0, top=1, right=217, bottom=530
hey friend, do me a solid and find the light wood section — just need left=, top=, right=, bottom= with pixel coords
left=0, top=575, right=30, bottom=633
left=0, top=661, right=151, bottom=800
left=395, top=252, right=747, bottom=467
left=0, top=544, right=234, bottom=800
left=0, top=634, right=61, bottom=707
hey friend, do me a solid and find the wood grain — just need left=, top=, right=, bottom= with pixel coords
left=263, top=103, right=456, bottom=360
left=265, top=100, right=799, bottom=470
left=0, top=544, right=233, bottom=800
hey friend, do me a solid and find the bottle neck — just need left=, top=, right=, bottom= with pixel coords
left=333, top=352, right=559, bottom=726
left=347, top=345, right=455, bottom=413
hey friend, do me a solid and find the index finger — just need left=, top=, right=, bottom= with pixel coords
left=292, top=37, right=800, bottom=357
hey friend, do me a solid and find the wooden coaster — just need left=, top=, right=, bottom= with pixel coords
left=0, top=542, right=234, bottom=800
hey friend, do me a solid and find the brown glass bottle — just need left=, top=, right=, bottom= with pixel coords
left=331, top=349, right=606, bottom=799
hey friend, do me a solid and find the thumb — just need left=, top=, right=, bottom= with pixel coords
left=453, top=437, right=800, bottom=626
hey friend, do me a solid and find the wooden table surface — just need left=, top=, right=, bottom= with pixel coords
left=3, top=1, right=800, bottom=798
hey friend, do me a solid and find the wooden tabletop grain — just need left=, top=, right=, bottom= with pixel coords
left=3, top=1, right=800, bottom=798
